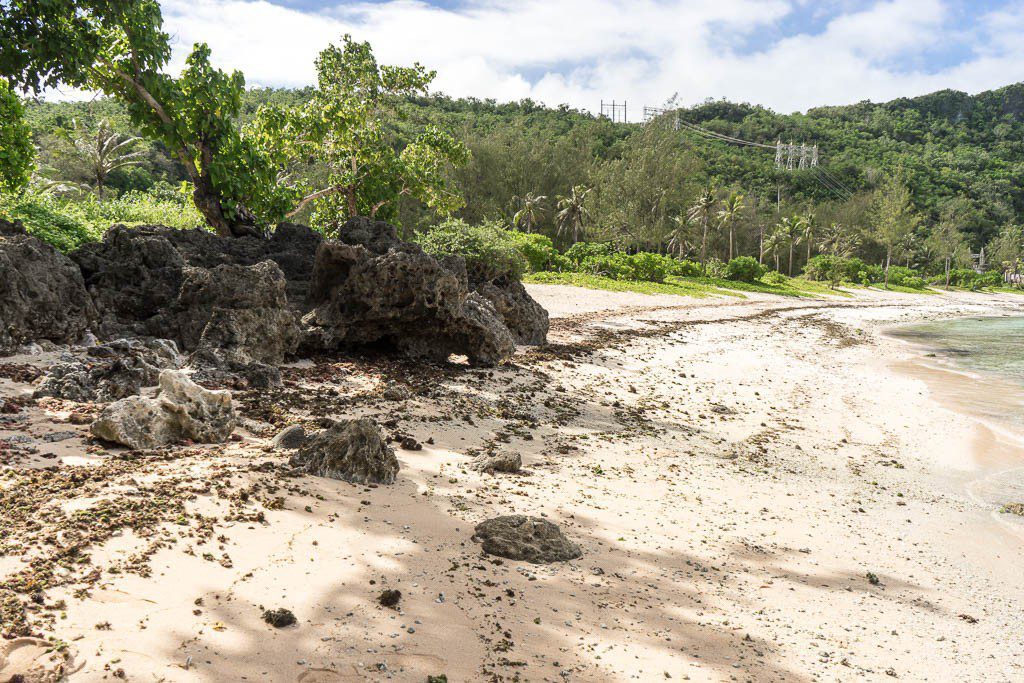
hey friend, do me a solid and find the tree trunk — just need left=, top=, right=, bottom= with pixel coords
left=700, top=220, right=708, bottom=274
left=788, top=244, right=794, bottom=276
left=729, top=228, right=734, bottom=261
left=884, top=248, right=892, bottom=289
left=945, top=257, right=951, bottom=290
left=192, top=177, right=232, bottom=237
left=758, top=225, right=764, bottom=264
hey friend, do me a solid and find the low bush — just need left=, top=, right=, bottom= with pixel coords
left=505, top=231, right=559, bottom=273
left=885, top=265, right=923, bottom=288
left=0, top=191, right=98, bottom=251
left=416, top=219, right=528, bottom=281
left=562, top=242, right=615, bottom=269
left=668, top=259, right=702, bottom=277
left=761, top=270, right=787, bottom=285
left=724, top=256, right=765, bottom=282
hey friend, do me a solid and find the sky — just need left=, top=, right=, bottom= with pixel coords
left=150, top=0, right=1024, bottom=119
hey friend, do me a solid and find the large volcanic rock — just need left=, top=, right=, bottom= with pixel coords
left=473, top=279, right=548, bottom=345
left=304, top=217, right=515, bottom=366
left=71, top=223, right=322, bottom=339
left=34, top=338, right=182, bottom=402
left=0, top=219, right=95, bottom=352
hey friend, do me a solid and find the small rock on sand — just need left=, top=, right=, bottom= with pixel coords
left=290, top=418, right=399, bottom=485
left=473, top=515, right=582, bottom=564
left=262, top=608, right=297, bottom=628
left=271, top=425, right=307, bottom=449
left=470, top=451, right=522, bottom=473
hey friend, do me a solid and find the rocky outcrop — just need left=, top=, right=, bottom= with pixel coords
left=90, top=370, right=235, bottom=449
left=0, top=219, right=94, bottom=352
left=473, top=279, right=549, bottom=345
left=472, top=515, right=581, bottom=564
left=305, top=218, right=515, bottom=366
left=290, top=418, right=399, bottom=484
left=34, top=338, right=182, bottom=402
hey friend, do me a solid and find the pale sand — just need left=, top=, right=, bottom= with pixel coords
left=2, top=284, right=1024, bottom=682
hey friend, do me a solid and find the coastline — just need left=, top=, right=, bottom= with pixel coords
left=2, top=284, right=1024, bottom=681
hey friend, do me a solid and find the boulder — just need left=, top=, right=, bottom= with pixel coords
left=472, top=515, right=581, bottom=564
left=271, top=425, right=307, bottom=449
left=290, top=418, right=399, bottom=484
left=34, top=338, right=182, bottom=402
left=90, top=370, right=235, bottom=449
left=470, top=451, right=522, bottom=474
left=474, top=279, right=549, bottom=345
left=0, top=219, right=95, bottom=352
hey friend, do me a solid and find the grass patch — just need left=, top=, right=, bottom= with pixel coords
left=524, top=271, right=851, bottom=299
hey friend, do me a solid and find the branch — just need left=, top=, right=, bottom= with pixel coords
left=285, top=185, right=349, bottom=218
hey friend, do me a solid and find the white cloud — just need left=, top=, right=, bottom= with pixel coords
left=144, top=0, right=1024, bottom=118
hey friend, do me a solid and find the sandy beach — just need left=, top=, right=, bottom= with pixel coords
left=3, top=284, right=1024, bottom=682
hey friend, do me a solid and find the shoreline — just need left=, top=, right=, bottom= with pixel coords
left=2, top=284, right=1024, bottom=681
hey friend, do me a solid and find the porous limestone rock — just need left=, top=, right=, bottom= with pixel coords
left=290, top=418, right=399, bottom=484
left=0, top=219, right=94, bottom=352
left=472, top=515, right=581, bottom=564
left=90, top=370, right=235, bottom=449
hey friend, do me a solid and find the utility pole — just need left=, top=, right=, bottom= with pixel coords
left=600, top=100, right=628, bottom=123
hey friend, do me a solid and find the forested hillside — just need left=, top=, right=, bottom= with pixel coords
left=11, top=80, right=1024, bottom=277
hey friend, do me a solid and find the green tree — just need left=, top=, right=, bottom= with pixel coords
left=73, top=119, right=143, bottom=198
left=775, top=215, right=804, bottom=276
left=716, top=192, right=745, bottom=260
left=871, top=174, right=920, bottom=288
left=0, top=79, right=33, bottom=193
left=667, top=213, right=695, bottom=258
left=687, top=187, right=716, bottom=273
left=272, top=36, right=469, bottom=232
left=556, top=185, right=591, bottom=245
left=801, top=210, right=816, bottom=263
left=512, top=192, right=547, bottom=233
left=0, top=0, right=291, bottom=235
left=927, top=218, right=969, bottom=289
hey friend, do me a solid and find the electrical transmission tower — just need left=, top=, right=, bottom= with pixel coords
left=600, top=100, right=628, bottom=123
left=774, top=140, right=818, bottom=171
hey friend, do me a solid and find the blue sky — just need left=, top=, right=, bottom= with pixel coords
left=156, top=0, right=1024, bottom=119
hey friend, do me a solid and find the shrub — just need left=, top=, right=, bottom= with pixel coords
left=725, top=256, right=765, bottom=282
left=704, top=258, right=728, bottom=279
left=885, top=266, right=920, bottom=287
left=668, top=259, right=702, bottom=277
left=901, top=276, right=925, bottom=289
left=0, top=191, right=98, bottom=251
left=575, top=251, right=678, bottom=283
left=416, top=219, right=527, bottom=282
left=762, top=270, right=787, bottom=285
left=505, top=231, right=558, bottom=273
left=563, top=242, right=614, bottom=268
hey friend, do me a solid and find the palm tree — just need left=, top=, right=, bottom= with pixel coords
left=73, top=119, right=144, bottom=198
left=820, top=222, right=860, bottom=258
left=512, top=192, right=547, bottom=233
left=667, top=213, right=695, bottom=258
left=762, top=229, right=785, bottom=272
left=801, top=210, right=816, bottom=262
left=776, top=215, right=805, bottom=276
left=555, top=185, right=591, bottom=244
left=716, top=192, right=745, bottom=261
left=687, top=187, right=716, bottom=273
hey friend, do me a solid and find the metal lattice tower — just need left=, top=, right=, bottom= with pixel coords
left=600, top=100, right=628, bottom=123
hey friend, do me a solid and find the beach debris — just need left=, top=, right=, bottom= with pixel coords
left=377, top=589, right=402, bottom=609
left=90, top=370, right=236, bottom=449
left=470, top=451, right=522, bottom=474
left=866, top=571, right=881, bottom=586
left=262, top=608, right=297, bottom=628
left=999, top=502, right=1024, bottom=516
left=290, top=418, right=399, bottom=484
left=382, top=381, right=411, bottom=401
left=271, top=424, right=307, bottom=450
left=472, top=515, right=582, bottom=564
left=0, top=637, right=74, bottom=683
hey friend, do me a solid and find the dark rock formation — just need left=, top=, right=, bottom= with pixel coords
left=473, top=279, right=549, bottom=345
left=0, top=219, right=94, bottom=352
left=472, top=515, right=582, bottom=564
left=290, top=418, right=399, bottom=484
left=34, top=339, right=182, bottom=402
left=271, top=425, right=307, bottom=449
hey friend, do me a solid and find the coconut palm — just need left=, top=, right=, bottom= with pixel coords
left=820, top=222, right=860, bottom=258
left=667, top=213, right=696, bottom=258
left=512, top=192, right=547, bottom=233
left=775, top=215, right=805, bottom=276
left=73, top=119, right=144, bottom=198
left=716, top=192, right=745, bottom=261
left=555, top=185, right=591, bottom=244
left=762, top=228, right=786, bottom=272
left=801, top=210, right=817, bottom=262
left=687, top=187, right=716, bottom=273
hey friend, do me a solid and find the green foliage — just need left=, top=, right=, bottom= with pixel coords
left=0, top=191, right=97, bottom=251
left=724, top=256, right=765, bottom=282
left=416, top=219, right=527, bottom=282
left=504, top=231, right=559, bottom=273
left=761, top=270, right=787, bottom=285
left=941, top=268, right=1003, bottom=290
left=264, top=36, right=469, bottom=231
left=884, top=266, right=925, bottom=288
left=0, top=79, right=33, bottom=192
